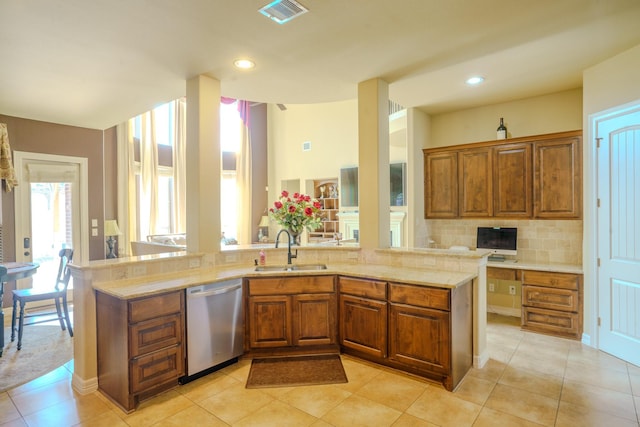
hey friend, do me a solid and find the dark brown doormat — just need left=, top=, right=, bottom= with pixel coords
left=246, top=354, right=348, bottom=389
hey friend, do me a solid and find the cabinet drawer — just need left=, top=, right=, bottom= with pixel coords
left=129, top=291, right=183, bottom=323
left=389, top=283, right=450, bottom=311
left=522, top=285, right=578, bottom=312
left=130, top=344, right=184, bottom=394
left=129, top=314, right=183, bottom=357
left=338, top=276, right=386, bottom=300
left=248, top=276, right=335, bottom=296
left=521, top=270, right=580, bottom=290
left=522, top=306, right=580, bottom=338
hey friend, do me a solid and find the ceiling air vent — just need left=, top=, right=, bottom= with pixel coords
left=259, top=0, right=308, bottom=24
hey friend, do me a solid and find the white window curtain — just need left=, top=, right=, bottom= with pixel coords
left=236, top=119, right=252, bottom=244
left=139, top=110, right=159, bottom=238
left=173, top=98, right=187, bottom=233
left=116, top=120, right=136, bottom=256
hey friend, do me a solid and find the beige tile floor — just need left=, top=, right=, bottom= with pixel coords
left=1, top=313, right=639, bottom=427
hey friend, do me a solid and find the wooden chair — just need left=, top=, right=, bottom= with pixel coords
left=11, top=248, right=74, bottom=350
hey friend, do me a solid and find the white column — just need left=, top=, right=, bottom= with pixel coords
left=186, top=75, right=221, bottom=253
left=358, top=78, right=390, bottom=249
left=70, top=267, right=98, bottom=394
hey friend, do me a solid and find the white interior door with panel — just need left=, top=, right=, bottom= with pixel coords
left=595, top=104, right=640, bottom=367
left=13, top=152, right=89, bottom=297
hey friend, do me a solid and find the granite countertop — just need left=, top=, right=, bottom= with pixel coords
left=486, top=260, right=583, bottom=274
left=92, top=262, right=477, bottom=300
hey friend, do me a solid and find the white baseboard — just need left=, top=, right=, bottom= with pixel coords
left=487, top=305, right=521, bottom=318
left=581, top=333, right=592, bottom=346
left=474, top=349, right=489, bottom=369
left=72, top=374, right=98, bottom=395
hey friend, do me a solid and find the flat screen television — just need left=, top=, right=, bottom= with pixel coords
left=340, top=163, right=407, bottom=207
left=476, top=227, right=517, bottom=258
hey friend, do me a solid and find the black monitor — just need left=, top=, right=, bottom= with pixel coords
left=476, top=227, right=517, bottom=258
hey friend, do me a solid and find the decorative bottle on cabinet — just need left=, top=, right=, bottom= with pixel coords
left=497, top=118, right=507, bottom=139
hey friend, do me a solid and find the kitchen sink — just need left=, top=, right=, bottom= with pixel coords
left=254, top=264, right=328, bottom=272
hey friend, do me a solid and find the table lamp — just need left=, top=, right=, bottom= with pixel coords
left=258, top=215, right=270, bottom=242
left=104, top=220, right=122, bottom=258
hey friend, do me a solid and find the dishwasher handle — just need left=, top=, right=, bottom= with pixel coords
left=188, top=284, right=242, bottom=298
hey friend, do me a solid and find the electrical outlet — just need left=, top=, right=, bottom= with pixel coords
left=489, top=283, right=495, bottom=292
left=189, top=258, right=201, bottom=268
left=133, top=265, right=146, bottom=276
left=509, top=285, right=516, bottom=295
left=225, top=254, right=238, bottom=263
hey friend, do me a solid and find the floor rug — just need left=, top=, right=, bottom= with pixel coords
left=0, top=324, right=73, bottom=392
left=246, top=354, right=348, bottom=389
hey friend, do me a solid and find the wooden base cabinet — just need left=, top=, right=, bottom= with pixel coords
left=388, top=281, right=472, bottom=391
left=246, top=276, right=337, bottom=352
left=96, top=290, right=185, bottom=412
left=521, top=270, right=582, bottom=339
left=338, top=276, right=472, bottom=391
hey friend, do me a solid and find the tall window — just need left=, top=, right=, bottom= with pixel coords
left=131, top=101, right=178, bottom=239
left=220, top=101, right=242, bottom=241
left=127, top=98, right=242, bottom=243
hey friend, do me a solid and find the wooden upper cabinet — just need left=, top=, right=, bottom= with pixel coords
left=424, top=130, right=582, bottom=220
left=459, top=148, right=493, bottom=217
left=533, top=135, right=582, bottom=218
left=493, top=143, right=532, bottom=217
left=424, top=151, right=458, bottom=218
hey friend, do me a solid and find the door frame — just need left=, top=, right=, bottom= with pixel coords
left=588, top=99, right=640, bottom=351
left=13, top=151, right=90, bottom=267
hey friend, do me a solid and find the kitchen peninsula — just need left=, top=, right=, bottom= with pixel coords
left=69, top=245, right=489, bottom=411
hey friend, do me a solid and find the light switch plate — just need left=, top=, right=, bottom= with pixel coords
left=91, top=219, right=98, bottom=227
left=91, top=228, right=98, bottom=236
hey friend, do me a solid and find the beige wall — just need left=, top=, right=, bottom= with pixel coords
left=0, top=115, right=107, bottom=262
left=0, top=115, right=108, bottom=308
left=268, top=100, right=359, bottom=204
left=582, top=43, right=640, bottom=344
left=428, top=88, right=583, bottom=148
left=415, top=89, right=585, bottom=256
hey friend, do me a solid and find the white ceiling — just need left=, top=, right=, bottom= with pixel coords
left=2, top=0, right=640, bottom=130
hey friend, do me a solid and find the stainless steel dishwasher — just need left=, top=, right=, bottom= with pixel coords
left=184, top=279, right=244, bottom=379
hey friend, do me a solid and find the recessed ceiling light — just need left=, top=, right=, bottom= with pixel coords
left=234, top=59, right=255, bottom=69
left=465, top=76, right=485, bottom=86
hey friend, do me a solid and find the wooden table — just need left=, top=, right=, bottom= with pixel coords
left=0, top=262, right=39, bottom=356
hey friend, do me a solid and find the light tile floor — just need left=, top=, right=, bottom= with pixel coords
left=1, top=314, right=639, bottom=426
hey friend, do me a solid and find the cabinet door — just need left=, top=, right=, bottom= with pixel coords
left=459, top=148, right=492, bottom=217
left=424, top=151, right=458, bottom=218
left=389, top=304, right=450, bottom=374
left=339, top=294, right=387, bottom=358
left=248, top=295, right=292, bottom=348
left=533, top=136, right=582, bottom=218
left=493, top=143, right=532, bottom=217
left=292, top=293, right=337, bottom=346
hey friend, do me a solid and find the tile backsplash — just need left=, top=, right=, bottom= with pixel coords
left=425, top=219, right=583, bottom=265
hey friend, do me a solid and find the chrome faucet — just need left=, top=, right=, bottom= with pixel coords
left=275, top=229, right=298, bottom=264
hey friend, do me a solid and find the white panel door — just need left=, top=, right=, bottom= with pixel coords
left=13, top=152, right=90, bottom=290
left=596, top=105, right=640, bottom=366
